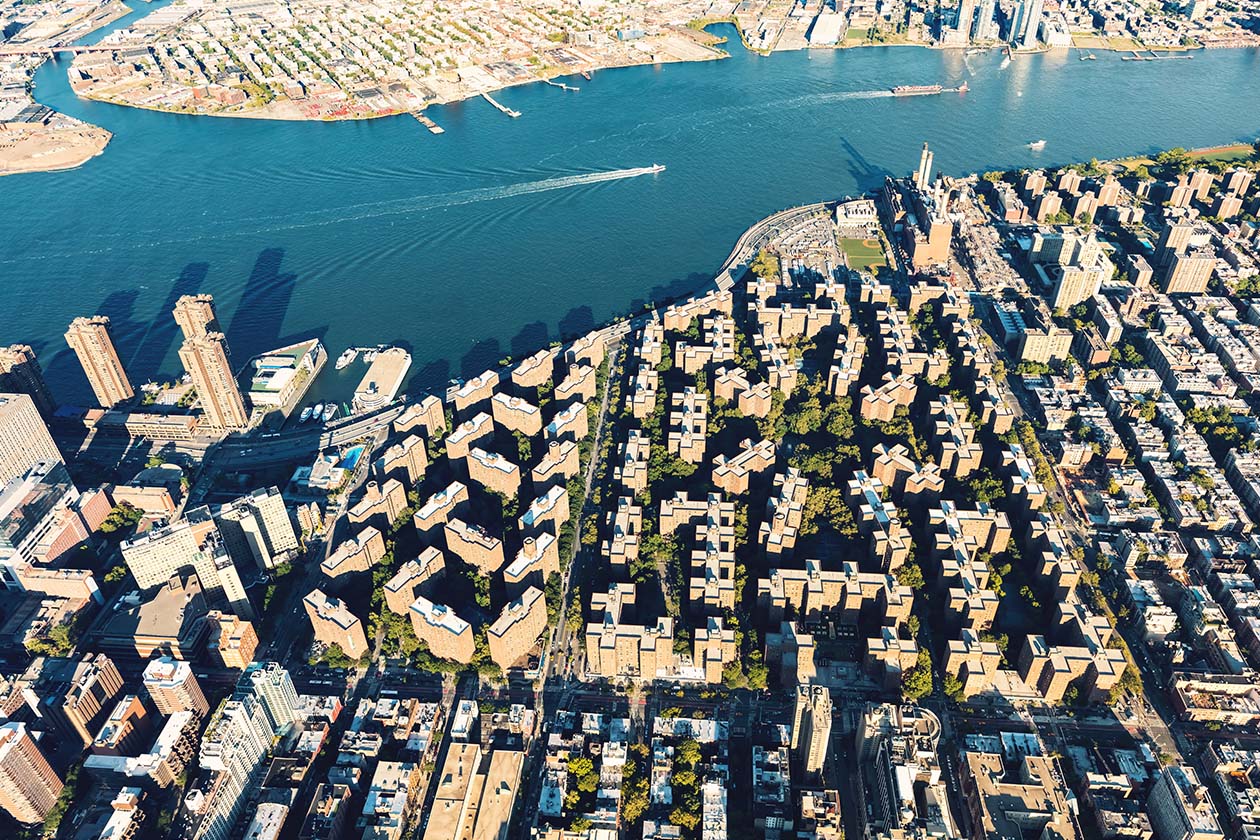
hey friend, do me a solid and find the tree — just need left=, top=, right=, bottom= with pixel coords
left=566, top=588, right=584, bottom=632
left=99, top=503, right=143, bottom=535
left=896, top=561, right=925, bottom=589
left=801, top=486, right=856, bottom=538
left=902, top=648, right=933, bottom=701
left=676, top=739, right=701, bottom=767
left=943, top=673, right=965, bottom=702
left=750, top=249, right=780, bottom=280
left=823, top=397, right=856, bottom=440
left=967, top=469, right=1006, bottom=504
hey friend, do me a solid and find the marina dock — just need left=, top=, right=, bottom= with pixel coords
left=480, top=92, right=521, bottom=118
left=544, top=79, right=580, bottom=92
left=410, top=111, right=445, bottom=134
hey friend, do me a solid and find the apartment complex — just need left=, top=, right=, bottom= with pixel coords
left=65, top=315, right=133, bottom=408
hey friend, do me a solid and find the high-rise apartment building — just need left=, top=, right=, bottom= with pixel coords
left=65, top=315, right=133, bottom=408
left=972, top=0, right=997, bottom=39
left=236, top=662, right=300, bottom=735
left=179, top=333, right=249, bottom=432
left=955, top=0, right=977, bottom=39
left=0, top=722, right=63, bottom=825
left=1160, top=250, right=1216, bottom=295
left=487, top=586, right=548, bottom=671
left=1147, top=766, right=1225, bottom=840
left=1156, top=221, right=1196, bottom=266
left=304, top=589, right=368, bottom=659
left=206, top=612, right=259, bottom=669
left=215, top=487, right=299, bottom=573
left=39, top=652, right=125, bottom=748
left=0, top=345, right=56, bottom=418
left=791, top=684, right=833, bottom=777
left=173, top=294, right=220, bottom=341
left=143, top=656, right=210, bottom=717
left=191, top=695, right=273, bottom=840
left=0, top=393, right=62, bottom=485
left=121, top=513, right=253, bottom=618
left=1013, top=0, right=1043, bottom=47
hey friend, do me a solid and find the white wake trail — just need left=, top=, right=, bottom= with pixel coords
left=0, top=166, right=665, bottom=264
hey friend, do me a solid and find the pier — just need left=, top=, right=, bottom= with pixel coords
left=543, top=79, right=580, bottom=92
left=480, top=92, right=521, bottom=118
left=410, top=111, right=444, bottom=134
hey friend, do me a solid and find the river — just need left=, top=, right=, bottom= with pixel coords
left=2, top=8, right=1259, bottom=405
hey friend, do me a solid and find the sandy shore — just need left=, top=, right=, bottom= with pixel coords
left=0, top=120, right=111, bottom=176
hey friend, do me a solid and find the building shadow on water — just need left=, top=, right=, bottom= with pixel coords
left=510, top=322, right=549, bottom=359
left=226, top=248, right=308, bottom=358
left=225, top=248, right=329, bottom=360
left=557, top=306, right=594, bottom=342
left=406, top=359, right=451, bottom=397
left=126, top=262, right=208, bottom=384
left=627, top=272, right=711, bottom=313
left=460, top=338, right=502, bottom=380
left=839, top=137, right=894, bottom=189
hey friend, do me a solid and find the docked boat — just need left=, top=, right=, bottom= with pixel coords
left=335, top=349, right=357, bottom=370
left=299, top=406, right=313, bottom=423
left=322, top=404, right=339, bottom=423
left=1028, top=139, right=1047, bottom=150
left=311, top=402, right=325, bottom=420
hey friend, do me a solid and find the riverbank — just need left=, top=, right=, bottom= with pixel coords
left=74, top=29, right=726, bottom=124
left=0, top=0, right=130, bottom=175
left=0, top=117, right=111, bottom=177
left=68, top=24, right=726, bottom=124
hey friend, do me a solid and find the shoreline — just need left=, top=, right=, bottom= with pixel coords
left=52, top=17, right=1260, bottom=127
left=73, top=40, right=729, bottom=124
left=0, top=0, right=130, bottom=176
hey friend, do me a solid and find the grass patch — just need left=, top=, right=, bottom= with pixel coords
left=839, top=236, right=887, bottom=270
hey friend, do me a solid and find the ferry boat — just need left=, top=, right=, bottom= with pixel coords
left=335, top=348, right=357, bottom=370
left=1028, top=139, right=1047, bottom=150
left=891, top=84, right=943, bottom=96
left=299, top=406, right=314, bottom=423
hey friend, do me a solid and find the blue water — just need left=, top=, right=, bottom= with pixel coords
left=2, top=8, right=1259, bottom=406
left=339, top=445, right=365, bottom=470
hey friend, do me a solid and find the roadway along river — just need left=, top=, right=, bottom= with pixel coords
left=2, top=9, right=1259, bottom=406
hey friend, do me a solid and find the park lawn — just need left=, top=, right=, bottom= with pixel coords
left=1188, top=144, right=1255, bottom=163
left=1103, top=36, right=1143, bottom=51
left=1071, top=34, right=1108, bottom=48
left=840, top=237, right=887, bottom=270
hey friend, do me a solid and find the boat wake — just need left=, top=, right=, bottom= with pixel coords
left=0, top=166, right=666, bottom=263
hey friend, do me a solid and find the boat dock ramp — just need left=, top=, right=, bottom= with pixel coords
left=480, top=92, right=521, bottom=118
left=410, top=111, right=444, bottom=133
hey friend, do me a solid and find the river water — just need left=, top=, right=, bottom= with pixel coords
left=2, top=9, right=1258, bottom=404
